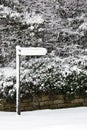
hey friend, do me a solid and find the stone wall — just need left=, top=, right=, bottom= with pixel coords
left=0, top=94, right=87, bottom=112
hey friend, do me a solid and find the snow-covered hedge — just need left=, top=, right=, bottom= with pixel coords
left=0, top=55, right=87, bottom=102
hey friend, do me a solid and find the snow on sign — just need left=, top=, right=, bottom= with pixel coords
left=16, top=46, right=47, bottom=115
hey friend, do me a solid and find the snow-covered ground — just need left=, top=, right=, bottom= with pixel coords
left=0, top=107, right=87, bottom=130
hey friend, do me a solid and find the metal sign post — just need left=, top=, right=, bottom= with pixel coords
left=16, top=46, right=47, bottom=115
left=16, top=46, right=21, bottom=115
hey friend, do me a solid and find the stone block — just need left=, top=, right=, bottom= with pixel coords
left=83, top=102, right=87, bottom=106
left=50, top=104, right=58, bottom=109
left=40, top=102, right=44, bottom=107
left=54, top=99, right=64, bottom=104
left=21, top=102, right=31, bottom=107
left=56, top=95, right=64, bottom=100
left=32, top=102, right=39, bottom=107
left=42, top=95, right=49, bottom=101
left=21, top=106, right=33, bottom=111
left=0, top=104, right=4, bottom=110
left=84, top=98, right=87, bottom=102
left=33, top=96, right=42, bottom=102
left=44, top=101, right=49, bottom=106
left=48, top=101, right=54, bottom=105
left=58, top=103, right=83, bottom=108
left=21, top=103, right=27, bottom=107
left=10, top=108, right=16, bottom=112
left=40, top=105, right=49, bottom=110
left=58, top=103, right=66, bottom=108
left=4, top=104, right=10, bottom=108
left=71, top=99, right=84, bottom=104
left=21, top=99, right=32, bottom=103
left=9, top=104, right=13, bottom=107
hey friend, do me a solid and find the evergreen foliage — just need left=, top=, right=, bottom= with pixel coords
left=0, top=0, right=87, bottom=102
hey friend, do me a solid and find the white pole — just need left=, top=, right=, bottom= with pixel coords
left=16, top=46, right=21, bottom=115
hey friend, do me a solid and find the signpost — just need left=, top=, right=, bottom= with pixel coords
left=16, top=46, right=47, bottom=115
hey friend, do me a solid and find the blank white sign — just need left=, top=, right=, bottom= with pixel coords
left=17, top=46, right=47, bottom=56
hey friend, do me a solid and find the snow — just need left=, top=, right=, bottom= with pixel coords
left=0, top=67, right=16, bottom=78
left=79, top=22, right=87, bottom=31
left=0, top=4, right=44, bottom=25
left=0, top=107, right=87, bottom=130
left=23, top=12, right=44, bottom=24
left=10, top=12, right=20, bottom=18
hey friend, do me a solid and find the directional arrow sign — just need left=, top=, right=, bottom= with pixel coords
left=16, top=46, right=47, bottom=115
left=16, top=46, right=47, bottom=56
